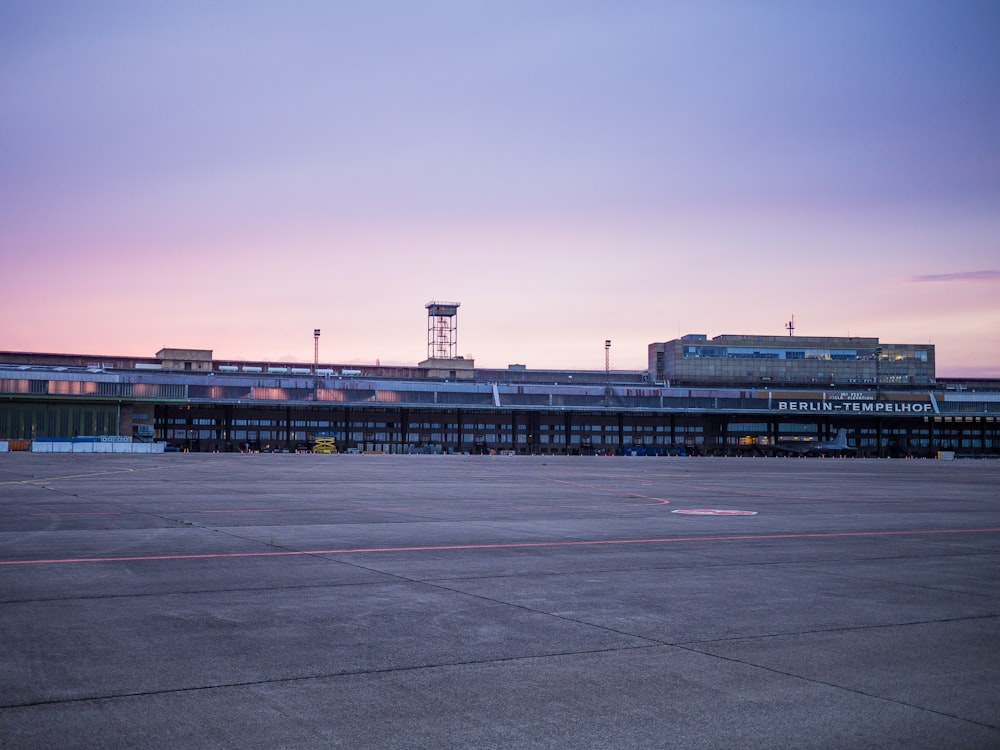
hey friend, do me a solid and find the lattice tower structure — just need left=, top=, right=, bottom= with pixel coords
left=425, top=301, right=460, bottom=360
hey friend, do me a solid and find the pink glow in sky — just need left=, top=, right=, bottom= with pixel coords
left=2, top=2, right=999, bottom=376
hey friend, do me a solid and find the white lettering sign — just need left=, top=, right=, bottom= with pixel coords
left=776, top=400, right=930, bottom=413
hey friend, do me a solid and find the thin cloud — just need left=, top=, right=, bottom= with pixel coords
left=910, top=270, right=1000, bottom=283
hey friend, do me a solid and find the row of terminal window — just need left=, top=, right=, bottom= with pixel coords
left=683, top=347, right=928, bottom=362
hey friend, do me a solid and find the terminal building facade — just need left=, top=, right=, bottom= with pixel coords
left=650, top=335, right=935, bottom=387
left=1, top=333, right=997, bottom=458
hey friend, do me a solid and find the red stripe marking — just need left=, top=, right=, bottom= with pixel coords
left=1, top=527, right=998, bottom=567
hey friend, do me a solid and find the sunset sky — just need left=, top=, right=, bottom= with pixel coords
left=2, top=1, right=999, bottom=376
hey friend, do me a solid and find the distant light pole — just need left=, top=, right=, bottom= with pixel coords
left=604, top=340, right=612, bottom=406
left=874, top=346, right=883, bottom=457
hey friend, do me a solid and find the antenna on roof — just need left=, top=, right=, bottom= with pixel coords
left=785, top=315, right=795, bottom=336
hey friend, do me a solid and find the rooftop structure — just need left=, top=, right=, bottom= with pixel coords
left=649, top=334, right=935, bottom=387
left=156, top=348, right=213, bottom=372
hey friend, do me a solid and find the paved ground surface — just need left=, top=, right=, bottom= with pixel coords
left=1, top=453, right=998, bottom=749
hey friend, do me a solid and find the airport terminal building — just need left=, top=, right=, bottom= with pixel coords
left=1, top=334, right=997, bottom=458
left=650, top=335, right=935, bottom=387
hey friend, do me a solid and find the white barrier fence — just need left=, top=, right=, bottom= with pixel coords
left=29, top=438, right=166, bottom=454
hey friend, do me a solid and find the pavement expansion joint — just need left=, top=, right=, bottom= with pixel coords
left=672, top=641, right=1000, bottom=731
left=0, top=644, right=668, bottom=712
left=792, top=562, right=1000, bottom=599
left=672, top=612, right=1000, bottom=647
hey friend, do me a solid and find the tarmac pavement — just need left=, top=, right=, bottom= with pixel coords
left=1, top=453, right=998, bottom=749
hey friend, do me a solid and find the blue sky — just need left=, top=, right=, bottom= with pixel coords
left=2, top=1, right=999, bottom=375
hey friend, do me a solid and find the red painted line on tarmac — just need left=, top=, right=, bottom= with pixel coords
left=197, top=509, right=285, bottom=514
left=2, top=527, right=998, bottom=567
left=29, top=512, right=121, bottom=516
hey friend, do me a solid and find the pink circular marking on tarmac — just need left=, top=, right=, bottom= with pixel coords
left=672, top=509, right=758, bottom=516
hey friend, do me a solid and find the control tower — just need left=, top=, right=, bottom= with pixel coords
left=420, top=301, right=474, bottom=379
left=425, top=301, right=460, bottom=360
